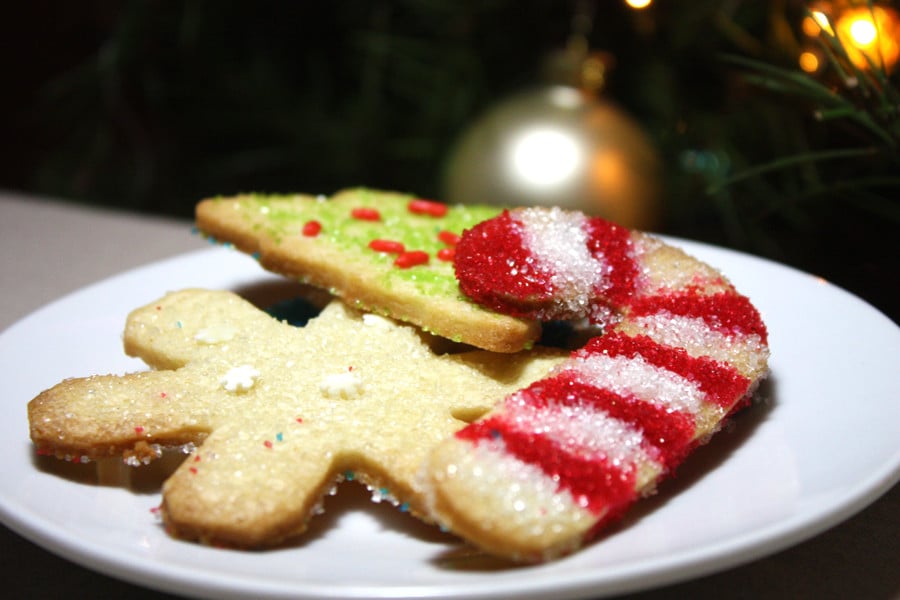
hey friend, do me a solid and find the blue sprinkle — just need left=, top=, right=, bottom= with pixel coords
left=400, top=502, right=410, bottom=513
left=251, top=251, right=261, bottom=261
left=176, top=321, right=183, bottom=329
left=489, top=428, right=502, bottom=440
left=344, top=470, right=355, bottom=481
left=276, top=432, right=283, bottom=442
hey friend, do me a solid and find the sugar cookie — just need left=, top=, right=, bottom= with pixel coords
left=29, top=289, right=564, bottom=547
left=420, top=207, right=769, bottom=561
left=195, top=188, right=540, bottom=352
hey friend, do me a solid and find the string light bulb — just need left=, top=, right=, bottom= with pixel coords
left=803, top=3, right=899, bottom=73
left=834, top=5, right=899, bottom=71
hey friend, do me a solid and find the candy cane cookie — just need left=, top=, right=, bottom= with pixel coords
left=420, top=207, right=770, bottom=561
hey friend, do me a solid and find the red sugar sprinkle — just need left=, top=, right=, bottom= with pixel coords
left=160, top=392, right=167, bottom=399
left=437, top=230, right=460, bottom=245
left=525, top=374, right=696, bottom=469
left=134, top=426, right=145, bottom=434
left=437, top=247, right=455, bottom=261
left=582, top=332, right=750, bottom=408
left=351, top=207, right=381, bottom=221
left=302, top=220, right=322, bottom=237
left=193, top=454, right=201, bottom=462
left=264, top=440, right=274, bottom=449
left=628, top=291, right=768, bottom=343
left=457, top=418, right=638, bottom=516
left=296, top=417, right=304, bottom=424
left=408, top=198, right=448, bottom=217
left=584, top=217, right=640, bottom=307
left=394, top=250, right=429, bottom=269
left=189, top=467, right=198, bottom=475
left=149, top=506, right=160, bottom=514
left=454, top=211, right=555, bottom=316
left=368, top=239, right=405, bottom=254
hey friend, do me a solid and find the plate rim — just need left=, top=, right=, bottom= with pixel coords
left=2, top=242, right=898, bottom=600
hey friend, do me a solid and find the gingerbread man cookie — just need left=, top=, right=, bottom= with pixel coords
left=29, top=289, right=564, bottom=547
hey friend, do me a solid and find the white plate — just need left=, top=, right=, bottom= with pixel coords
left=1, top=243, right=898, bottom=600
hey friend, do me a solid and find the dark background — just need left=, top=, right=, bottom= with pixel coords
left=1, top=0, right=897, bottom=321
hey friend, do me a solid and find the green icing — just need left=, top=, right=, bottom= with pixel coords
left=235, top=191, right=502, bottom=301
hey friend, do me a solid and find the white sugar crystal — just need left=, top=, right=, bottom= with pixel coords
left=518, top=207, right=607, bottom=314
left=633, top=314, right=769, bottom=374
left=565, top=353, right=706, bottom=415
left=505, top=391, right=650, bottom=467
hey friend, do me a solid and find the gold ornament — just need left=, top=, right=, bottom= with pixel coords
left=442, top=79, right=661, bottom=231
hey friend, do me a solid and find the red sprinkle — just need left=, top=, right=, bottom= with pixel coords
left=583, top=332, right=750, bottom=409
left=368, top=239, right=405, bottom=254
left=193, top=454, right=201, bottom=462
left=627, top=291, right=768, bottom=343
left=453, top=211, right=554, bottom=316
left=437, top=230, right=461, bottom=245
left=351, top=207, right=381, bottom=221
left=408, top=198, right=448, bottom=217
left=296, top=417, right=304, bottom=424
left=189, top=467, right=198, bottom=475
left=264, top=440, right=273, bottom=449
left=583, top=216, right=640, bottom=307
left=394, top=250, right=429, bottom=268
left=526, top=374, right=696, bottom=470
left=302, top=220, right=322, bottom=237
left=160, top=392, right=167, bottom=399
left=436, top=247, right=455, bottom=261
left=134, top=426, right=145, bottom=435
left=457, top=418, right=638, bottom=516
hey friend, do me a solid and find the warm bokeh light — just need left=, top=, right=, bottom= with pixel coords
left=811, top=10, right=834, bottom=35
left=624, top=0, right=653, bottom=9
left=799, top=50, right=821, bottom=73
left=508, top=127, right=582, bottom=189
left=834, top=6, right=899, bottom=72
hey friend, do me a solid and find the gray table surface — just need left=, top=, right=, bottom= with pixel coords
left=1, top=191, right=897, bottom=599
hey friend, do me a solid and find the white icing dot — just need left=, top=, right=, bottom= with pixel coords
left=319, top=371, right=364, bottom=399
left=220, top=365, right=261, bottom=392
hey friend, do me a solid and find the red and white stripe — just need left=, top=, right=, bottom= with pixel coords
left=427, top=207, right=770, bottom=560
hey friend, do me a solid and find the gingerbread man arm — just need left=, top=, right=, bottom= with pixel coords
left=28, top=371, right=216, bottom=462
